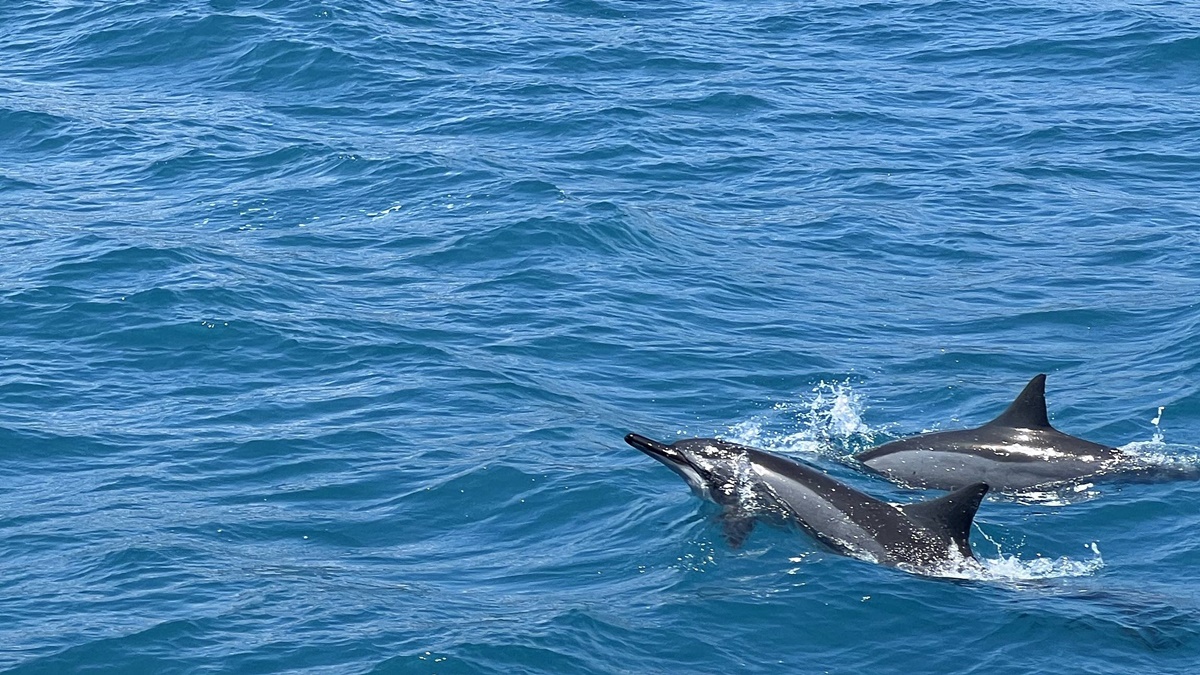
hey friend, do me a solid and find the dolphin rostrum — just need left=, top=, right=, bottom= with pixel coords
left=625, top=433, right=988, bottom=571
left=855, top=374, right=1123, bottom=491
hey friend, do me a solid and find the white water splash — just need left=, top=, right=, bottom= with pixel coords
left=1116, top=405, right=1200, bottom=474
left=1122, top=405, right=1171, bottom=458
left=1150, top=405, right=1165, bottom=443
left=726, top=380, right=874, bottom=454
left=731, top=453, right=760, bottom=507
left=703, top=450, right=768, bottom=511
left=780, top=537, right=1102, bottom=582
left=922, top=542, right=1105, bottom=582
left=1120, top=443, right=1200, bottom=473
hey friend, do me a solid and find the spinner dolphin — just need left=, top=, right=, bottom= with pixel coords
left=856, top=374, right=1123, bottom=491
left=626, top=433, right=988, bottom=571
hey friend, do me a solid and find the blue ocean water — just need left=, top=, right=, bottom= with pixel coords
left=3, top=0, right=1200, bottom=672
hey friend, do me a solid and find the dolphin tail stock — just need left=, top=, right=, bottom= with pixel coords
left=899, top=482, right=990, bottom=558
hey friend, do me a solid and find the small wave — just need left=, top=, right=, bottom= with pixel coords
left=725, top=380, right=875, bottom=454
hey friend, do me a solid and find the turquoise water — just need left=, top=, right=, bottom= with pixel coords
left=3, top=0, right=1200, bottom=672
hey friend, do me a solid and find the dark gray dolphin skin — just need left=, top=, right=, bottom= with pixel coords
left=855, top=374, right=1123, bottom=491
left=625, top=433, right=989, bottom=571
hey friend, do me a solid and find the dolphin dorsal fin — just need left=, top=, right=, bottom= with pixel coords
left=985, top=374, right=1052, bottom=430
left=900, top=483, right=989, bottom=554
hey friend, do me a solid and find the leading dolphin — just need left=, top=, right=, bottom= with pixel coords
left=855, top=374, right=1123, bottom=491
left=625, top=433, right=988, bottom=572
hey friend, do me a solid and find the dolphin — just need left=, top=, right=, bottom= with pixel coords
left=625, top=433, right=988, bottom=571
left=855, top=374, right=1124, bottom=491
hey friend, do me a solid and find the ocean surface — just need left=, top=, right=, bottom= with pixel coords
left=3, top=1, right=1200, bottom=673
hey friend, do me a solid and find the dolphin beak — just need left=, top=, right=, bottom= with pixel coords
left=628, top=432, right=676, bottom=454
left=626, top=433, right=709, bottom=497
left=625, top=433, right=680, bottom=460
left=628, top=432, right=710, bottom=497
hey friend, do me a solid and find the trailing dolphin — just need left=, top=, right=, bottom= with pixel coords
left=855, top=374, right=1124, bottom=491
left=625, top=433, right=988, bottom=572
